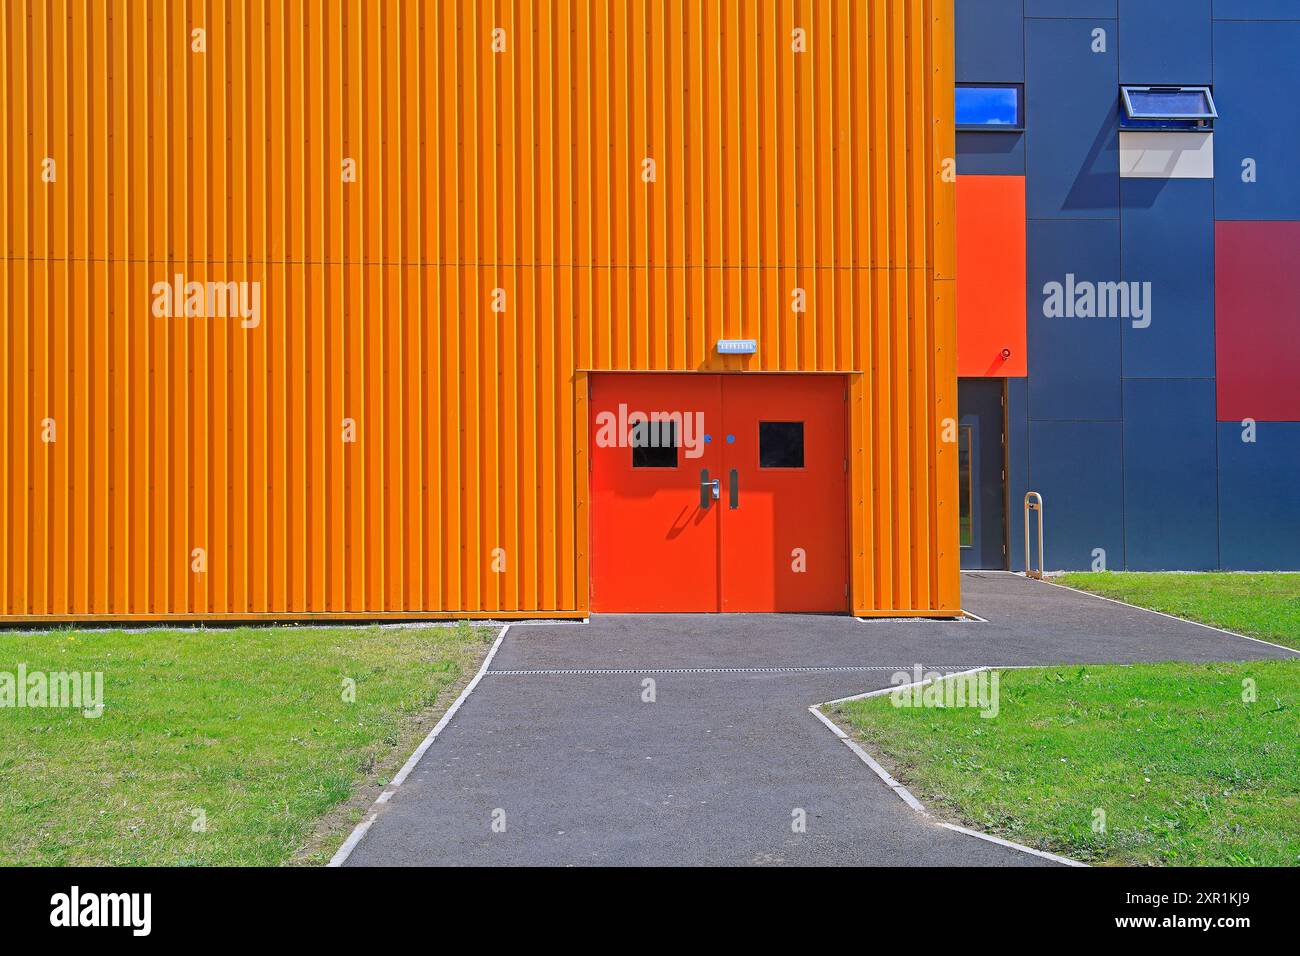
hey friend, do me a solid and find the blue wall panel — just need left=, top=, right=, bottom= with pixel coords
left=956, top=0, right=1024, bottom=82
left=1120, top=179, right=1215, bottom=378
left=961, top=1, right=1298, bottom=573
left=1029, top=421, right=1125, bottom=571
left=1218, top=423, right=1300, bottom=570
left=1026, top=219, right=1123, bottom=420
left=957, top=131, right=1026, bottom=176
left=1213, top=21, right=1300, bottom=220
left=1119, top=0, right=1212, bottom=83
left=1026, top=0, right=1116, bottom=16
left=1212, top=1, right=1300, bottom=18
left=1122, top=379, right=1219, bottom=570
left=1026, top=18, right=1120, bottom=219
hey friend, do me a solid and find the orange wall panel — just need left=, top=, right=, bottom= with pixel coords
left=956, top=175, right=1027, bottom=378
left=0, top=0, right=957, bottom=620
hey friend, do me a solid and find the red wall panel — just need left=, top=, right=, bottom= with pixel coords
left=956, top=176, right=1027, bottom=377
left=1216, top=221, right=1300, bottom=422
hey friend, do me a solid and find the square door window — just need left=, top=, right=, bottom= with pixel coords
left=631, top=419, right=678, bottom=468
left=759, top=421, right=804, bottom=468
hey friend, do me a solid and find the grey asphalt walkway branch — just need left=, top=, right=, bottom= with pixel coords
left=340, top=573, right=1295, bottom=866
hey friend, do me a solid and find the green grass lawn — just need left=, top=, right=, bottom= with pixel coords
left=1056, top=572, right=1300, bottom=651
left=0, top=622, right=493, bottom=866
left=830, top=661, right=1300, bottom=866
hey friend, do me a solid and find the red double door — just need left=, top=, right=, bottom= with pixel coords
left=590, top=374, right=848, bottom=613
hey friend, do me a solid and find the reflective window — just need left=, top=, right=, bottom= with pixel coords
left=955, top=84, right=1023, bottom=130
left=1121, top=85, right=1216, bottom=120
left=631, top=419, right=678, bottom=469
left=759, top=422, right=805, bottom=469
left=959, top=425, right=973, bottom=549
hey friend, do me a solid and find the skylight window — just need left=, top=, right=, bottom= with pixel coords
left=1121, top=85, right=1217, bottom=126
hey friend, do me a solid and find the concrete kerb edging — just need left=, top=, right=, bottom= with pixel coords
left=810, top=669, right=1089, bottom=868
left=327, top=623, right=512, bottom=867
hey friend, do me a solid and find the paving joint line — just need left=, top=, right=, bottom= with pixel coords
left=486, top=664, right=982, bottom=676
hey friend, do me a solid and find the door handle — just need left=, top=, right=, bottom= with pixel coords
left=700, top=470, right=720, bottom=509
left=729, top=468, right=739, bottom=509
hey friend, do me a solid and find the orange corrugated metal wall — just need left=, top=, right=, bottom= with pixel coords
left=0, top=0, right=958, bottom=620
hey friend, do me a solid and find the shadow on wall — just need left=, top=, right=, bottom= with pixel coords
left=1063, top=120, right=1120, bottom=213
left=1113, top=173, right=1171, bottom=209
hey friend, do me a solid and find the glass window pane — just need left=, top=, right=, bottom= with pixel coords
left=958, top=425, right=973, bottom=549
left=1125, top=88, right=1213, bottom=118
left=955, top=85, right=1021, bottom=128
left=759, top=421, right=805, bottom=468
left=631, top=419, right=678, bottom=469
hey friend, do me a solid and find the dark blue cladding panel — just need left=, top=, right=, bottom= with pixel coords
left=1214, top=21, right=1300, bottom=220
left=1212, top=1, right=1300, bottom=17
left=1122, top=379, right=1219, bottom=570
left=1028, top=421, right=1125, bottom=571
left=1026, top=18, right=1119, bottom=219
left=955, top=0, right=1024, bottom=82
left=1026, top=219, right=1122, bottom=420
left=1120, top=179, right=1215, bottom=378
left=957, top=131, right=1026, bottom=175
left=1119, top=0, right=1211, bottom=83
left=1026, top=0, right=1116, bottom=15
left=1219, top=423, right=1300, bottom=570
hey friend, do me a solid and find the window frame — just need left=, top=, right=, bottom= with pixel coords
left=958, top=424, right=974, bottom=550
left=629, top=418, right=680, bottom=470
left=1120, top=85, right=1217, bottom=123
left=954, top=83, right=1025, bottom=132
left=757, top=420, right=806, bottom=470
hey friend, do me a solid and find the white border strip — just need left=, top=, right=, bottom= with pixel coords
left=1035, top=576, right=1300, bottom=657
left=936, top=822, right=1086, bottom=866
left=327, top=624, right=511, bottom=867
left=810, top=670, right=1088, bottom=867
left=808, top=705, right=928, bottom=813
left=818, top=667, right=991, bottom=708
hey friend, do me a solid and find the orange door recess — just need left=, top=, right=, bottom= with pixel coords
left=590, top=374, right=848, bottom=613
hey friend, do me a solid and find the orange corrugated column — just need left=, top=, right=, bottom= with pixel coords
left=930, top=0, right=962, bottom=613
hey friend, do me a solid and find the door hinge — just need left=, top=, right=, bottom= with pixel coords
left=844, top=458, right=848, bottom=473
